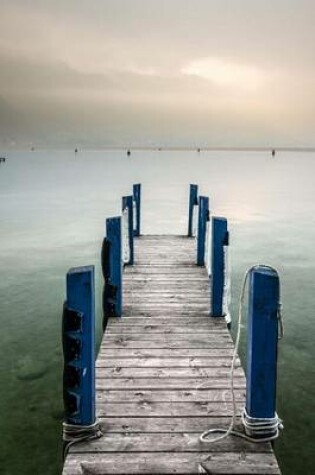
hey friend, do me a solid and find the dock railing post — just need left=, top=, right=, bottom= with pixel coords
left=211, top=217, right=229, bottom=318
left=62, top=266, right=95, bottom=428
left=188, top=184, right=198, bottom=237
left=133, top=183, right=141, bottom=237
left=122, top=195, right=134, bottom=265
left=244, top=266, right=280, bottom=439
left=197, top=196, right=209, bottom=266
left=101, top=217, right=122, bottom=328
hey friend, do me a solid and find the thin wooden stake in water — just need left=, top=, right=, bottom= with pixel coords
left=188, top=184, right=198, bottom=237
left=211, top=217, right=228, bottom=317
left=197, top=196, right=209, bottom=266
left=63, top=266, right=95, bottom=426
left=246, top=267, right=279, bottom=425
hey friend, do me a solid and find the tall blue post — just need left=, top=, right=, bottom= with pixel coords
left=211, top=217, right=229, bottom=317
left=197, top=196, right=209, bottom=266
left=188, top=184, right=198, bottom=237
left=63, top=266, right=95, bottom=426
left=122, top=195, right=134, bottom=265
left=246, top=266, right=279, bottom=434
left=133, top=183, right=141, bottom=237
left=102, top=217, right=122, bottom=324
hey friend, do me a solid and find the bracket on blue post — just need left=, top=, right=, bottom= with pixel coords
left=197, top=196, right=209, bottom=266
left=245, top=266, right=280, bottom=438
left=101, top=217, right=122, bottom=329
left=188, top=184, right=198, bottom=237
left=133, top=183, right=141, bottom=237
left=211, top=217, right=229, bottom=317
left=122, top=195, right=134, bottom=265
left=62, top=266, right=95, bottom=427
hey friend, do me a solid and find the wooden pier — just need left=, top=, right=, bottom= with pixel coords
left=62, top=235, right=281, bottom=475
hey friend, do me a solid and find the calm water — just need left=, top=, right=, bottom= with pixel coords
left=0, top=150, right=314, bottom=474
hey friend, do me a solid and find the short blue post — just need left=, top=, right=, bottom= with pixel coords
left=246, top=266, right=279, bottom=433
left=196, top=196, right=209, bottom=266
left=62, top=266, right=95, bottom=426
left=211, top=217, right=229, bottom=317
left=122, top=195, right=134, bottom=265
left=188, top=184, right=198, bottom=237
left=133, top=183, right=141, bottom=237
left=101, top=217, right=122, bottom=322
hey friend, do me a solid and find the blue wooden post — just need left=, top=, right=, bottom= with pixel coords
left=246, top=266, right=279, bottom=432
left=63, top=266, right=95, bottom=426
left=102, top=217, right=122, bottom=322
left=197, top=196, right=209, bottom=266
left=188, top=184, right=198, bottom=237
left=211, top=217, right=229, bottom=317
left=122, top=195, right=134, bottom=265
left=133, top=183, right=141, bottom=237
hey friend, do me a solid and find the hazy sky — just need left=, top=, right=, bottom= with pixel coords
left=0, top=0, right=314, bottom=148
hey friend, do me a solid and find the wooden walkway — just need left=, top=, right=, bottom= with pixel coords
left=63, top=236, right=280, bottom=475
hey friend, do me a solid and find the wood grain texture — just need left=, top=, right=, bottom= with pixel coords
left=62, top=235, right=280, bottom=475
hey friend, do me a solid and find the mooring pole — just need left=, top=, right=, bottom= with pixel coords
left=188, top=184, right=198, bottom=237
left=122, top=195, right=134, bottom=265
left=63, top=266, right=95, bottom=426
left=197, top=196, right=209, bottom=266
left=245, top=266, right=280, bottom=436
left=211, top=217, right=229, bottom=317
left=133, top=183, right=141, bottom=237
left=101, top=217, right=122, bottom=325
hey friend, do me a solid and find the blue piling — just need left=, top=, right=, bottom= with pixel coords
left=63, top=266, right=95, bottom=426
left=197, top=196, right=209, bottom=266
left=133, top=184, right=141, bottom=237
left=211, top=217, right=229, bottom=317
left=246, top=266, right=279, bottom=426
left=188, top=184, right=198, bottom=237
left=122, top=195, right=134, bottom=265
left=102, top=217, right=122, bottom=323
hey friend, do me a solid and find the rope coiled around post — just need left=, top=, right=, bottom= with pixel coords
left=63, top=420, right=103, bottom=459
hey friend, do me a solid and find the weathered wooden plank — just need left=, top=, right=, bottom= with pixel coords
left=105, top=324, right=226, bottom=334
left=98, top=340, right=234, bottom=349
left=123, top=295, right=210, bottom=303
left=70, top=432, right=272, bottom=453
left=100, top=336, right=234, bottom=348
left=96, top=357, right=241, bottom=368
left=96, top=416, right=245, bottom=432
left=96, top=388, right=245, bottom=403
left=106, top=317, right=220, bottom=326
left=95, top=378, right=246, bottom=390
left=121, top=309, right=213, bottom=318
left=106, top=316, right=219, bottom=325
left=63, top=452, right=280, bottom=475
left=98, top=348, right=234, bottom=358
left=96, top=367, right=245, bottom=378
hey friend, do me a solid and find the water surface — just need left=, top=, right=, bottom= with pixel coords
left=0, top=150, right=314, bottom=474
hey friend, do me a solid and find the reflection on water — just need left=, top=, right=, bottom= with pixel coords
left=0, top=150, right=314, bottom=474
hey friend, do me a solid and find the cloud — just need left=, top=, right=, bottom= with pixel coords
left=182, top=57, right=273, bottom=92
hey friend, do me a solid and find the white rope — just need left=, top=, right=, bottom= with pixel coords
left=122, top=207, right=130, bottom=264
left=63, top=420, right=103, bottom=459
left=198, top=265, right=284, bottom=453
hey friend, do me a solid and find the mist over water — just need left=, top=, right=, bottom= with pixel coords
left=0, top=150, right=314, bottom=474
